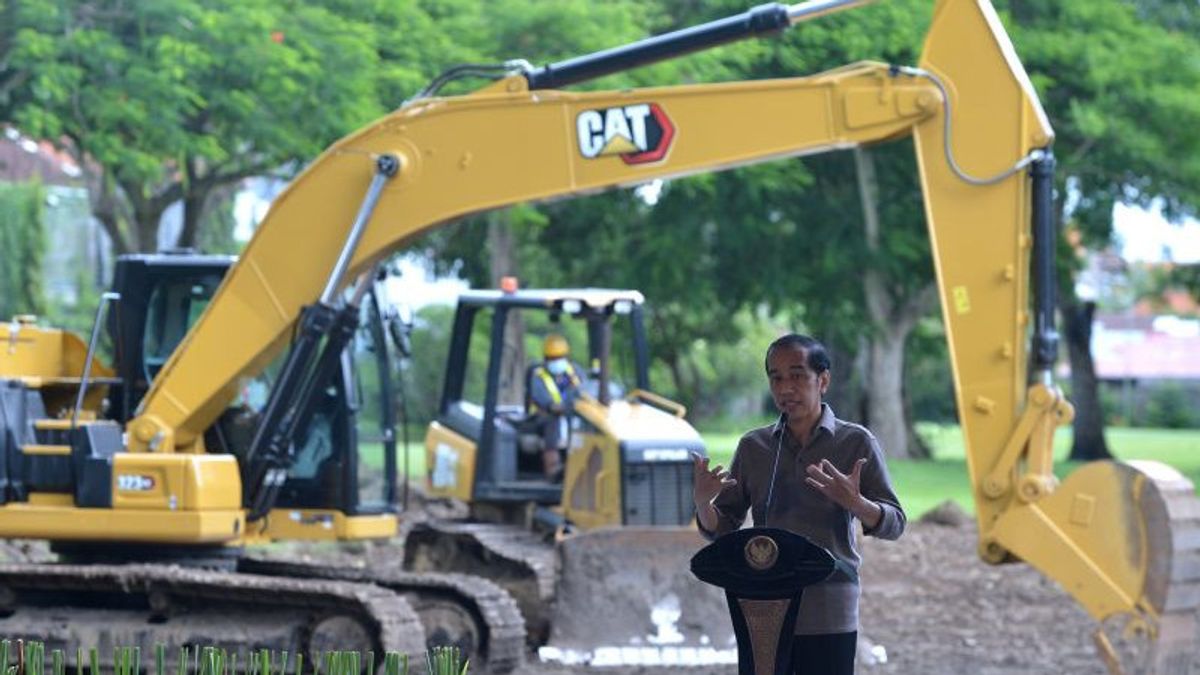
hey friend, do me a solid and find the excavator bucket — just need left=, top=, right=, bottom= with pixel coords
left=990, top=460, right=1200, bottom=675
left=540, top=527, right=737, bottom=668
left=1108, top=460, right=1200, bottom=674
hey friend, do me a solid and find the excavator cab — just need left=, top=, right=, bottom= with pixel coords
left=104, top=253, right=234, bottom=424
left=104, top=253, right=406, bottom=525
left=0, top=253, right=404, bottom=558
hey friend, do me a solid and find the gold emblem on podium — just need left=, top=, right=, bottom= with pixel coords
left=744, top=535, right=779, bottom=571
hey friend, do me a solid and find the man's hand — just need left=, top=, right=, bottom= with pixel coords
left=805, top=457, right=883, bottom=528
left=691, top=452, right=736, bottom=508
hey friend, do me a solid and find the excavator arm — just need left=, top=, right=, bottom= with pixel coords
left=130, top=0, right=1197, bottom=670
left=131, top=61, right=945, bottom=450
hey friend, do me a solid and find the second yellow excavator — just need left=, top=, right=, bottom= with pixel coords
left=407, top=287, right=722, bottom=655
left=0, top=0, right=1195, bottom=671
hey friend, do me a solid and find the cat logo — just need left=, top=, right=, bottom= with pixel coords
left=576, top=103, right=675, bottom=165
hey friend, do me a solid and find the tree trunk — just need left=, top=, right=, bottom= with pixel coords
left=134, top=208, right=163, bottom=253
left=824, top=336, right=866, bottom=424
left=177, top=180, right=211, bottom=251
left=667, top=354, right=687, bottom=407
left=867, top=330, right=914, bottom=457
left=850, top=339, right=870, bottom=423
left=903, top=370, right=932, bottom=458
left=125, top=181, right=167, bottom=253
left=686, top=354, right=705, bottom=416
left=1062, top=297, right=1112, bottom=460
left=854, top=146, right=932, bottom=460
left=81, top=165, right=132, bottom=255
left=487, top=210, right=525, bottom=406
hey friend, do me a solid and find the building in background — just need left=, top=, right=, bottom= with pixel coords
left=1092, top=312, right=1200, bottom=428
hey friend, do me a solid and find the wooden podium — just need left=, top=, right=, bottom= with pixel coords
left=690, top=528, right=849, bottom=675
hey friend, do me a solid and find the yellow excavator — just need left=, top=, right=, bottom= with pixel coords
left=0, top=0, right=1195, bottom=671
left=0, top=253, right=527, bottom=668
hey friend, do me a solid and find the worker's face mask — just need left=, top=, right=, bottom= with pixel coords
left=547, top=357, right=570, bottom=375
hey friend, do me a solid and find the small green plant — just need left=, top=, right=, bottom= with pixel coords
left=382, top=651, right=408, bottom=675
left=0, top=641, right=464, bottom=675
left=425, top=646, right=468, bottom=675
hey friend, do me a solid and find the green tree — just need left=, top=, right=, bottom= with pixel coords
left=1169, top=263, right=1200, bottom=299
left=195, top=185, right=240, bottom=256
left=0, top=181, right=45, bottom=319
left=637, top=0, right=937, bottom=457
left=1132, top=0, right=1199, bottom=32
left=397, top=0, right=1200, bottom=463
left=2, top=0, right=402, bottom=253
left=1003, top=0, right=1200, bottom=459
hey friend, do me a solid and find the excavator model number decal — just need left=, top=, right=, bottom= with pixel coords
left=116, top=474, right=156, bottom=491
left=576, top=103, right=676, bottom=165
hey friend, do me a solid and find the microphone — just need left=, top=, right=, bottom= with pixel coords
left=763, top=414, right=786, bottom=527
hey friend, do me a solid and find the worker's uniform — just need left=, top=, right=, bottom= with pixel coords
left=528, top=360, right=584, bottom=451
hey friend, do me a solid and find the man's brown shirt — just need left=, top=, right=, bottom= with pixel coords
left=699, top=404, right=905, bottom=634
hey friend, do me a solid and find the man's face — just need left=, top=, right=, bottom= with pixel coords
left=767, top=345, right=829, bottom=419
left=547, top=357, right=570, bottom=375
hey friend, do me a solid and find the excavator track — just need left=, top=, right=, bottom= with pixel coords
left=238, top=558, right=526, bottom=673
left=0, top=562, right=424, bottom=663
left=402, top=521, right=558, bottom=645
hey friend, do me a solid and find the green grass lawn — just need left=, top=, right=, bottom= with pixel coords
left=703, top=424, right=1200, bottom=518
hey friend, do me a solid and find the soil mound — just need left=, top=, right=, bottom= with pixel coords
left=917, top=499, right=971, bottom=527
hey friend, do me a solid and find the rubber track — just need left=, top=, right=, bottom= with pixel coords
left=239, top=558, right=526, bottom=673
left=407, top=521, right=558, bottom=601
left=403, top=521, right=558, bottom=643
left=0, top=562, right=423, bottom=655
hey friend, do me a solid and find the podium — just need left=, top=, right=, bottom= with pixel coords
left=690, top=528, right=851, bottom=675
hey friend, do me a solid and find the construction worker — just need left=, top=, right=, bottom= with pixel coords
left=528, top=334, right=585, bottom=480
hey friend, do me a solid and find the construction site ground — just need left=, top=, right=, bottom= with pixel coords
left=2, top=500, right=1197, bottom=674
left=526, top=502, right=1200, bottom=674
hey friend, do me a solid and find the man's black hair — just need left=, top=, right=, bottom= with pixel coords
left=764, top=333, right=832, bottom=375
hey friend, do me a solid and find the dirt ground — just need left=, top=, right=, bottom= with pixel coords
left=3, top=501, right=1195, bottom=675
left=523, top=502, right=1200, bottom=675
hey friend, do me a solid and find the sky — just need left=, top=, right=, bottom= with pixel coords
left=1112, top=202, right=1200, bottom=264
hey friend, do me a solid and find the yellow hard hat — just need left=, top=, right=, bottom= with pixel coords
left=543, top=334, right=569, bottom=359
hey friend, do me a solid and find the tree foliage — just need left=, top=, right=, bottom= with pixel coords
left=4, top=0, right=1197, bottom=445
left=999, top=0, right=1200, bottom=457
left=0, top=181, right=44, bottom=320
left=0, top=0, right=441, bottom=253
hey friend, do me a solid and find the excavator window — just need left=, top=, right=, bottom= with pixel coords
left=350, top=289, right=401, bottom=510
left=141, top=276, right=220, bottom=382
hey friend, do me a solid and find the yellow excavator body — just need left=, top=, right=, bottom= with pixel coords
left=0, top=319, right=114, bottom=415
